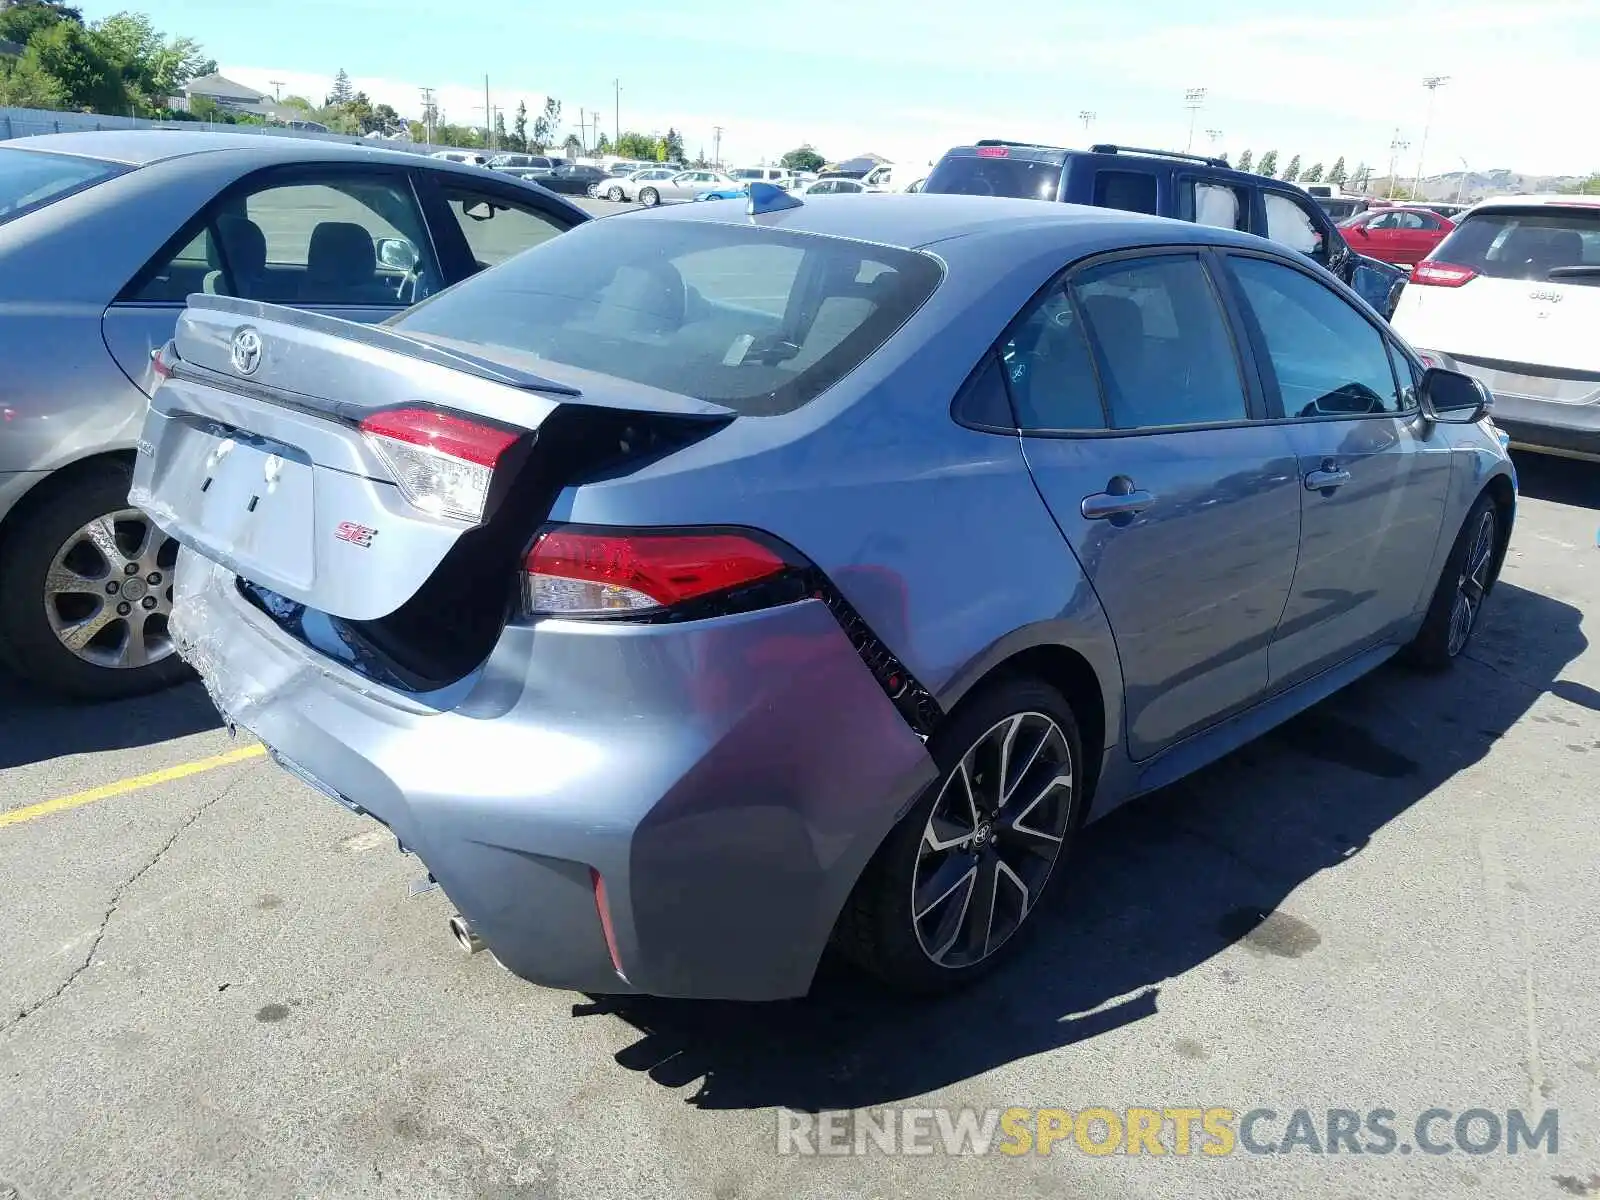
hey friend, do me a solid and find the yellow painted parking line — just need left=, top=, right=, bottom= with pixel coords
left=0, top=743, right=266, bottom=830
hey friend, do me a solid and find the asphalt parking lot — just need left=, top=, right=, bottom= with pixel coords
left=0, top=452, right=1595, bottom=1200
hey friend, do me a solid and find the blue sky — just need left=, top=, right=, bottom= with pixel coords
left=82, top=0, right=1596, bottom=176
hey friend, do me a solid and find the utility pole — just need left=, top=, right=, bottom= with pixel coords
left=1183, top=87, right=1206, bottom=154
left=484, top=75, right=493, bottom=150
left=576, top=110, right=590, bottom=153
left=1079, top=110, right=1096, bottom=134
left=268, top=80, right=284, bottom=102
left=1455, top=156, right=1470, bottom=204
left=419, top=88, right=437, bottom=145
left=712, top=125, right=724, bottom=169
left=1386, top=128, right=1409, bottom=198
left=1412, top=75, right=1449, bottom=201
left=613, top=80, right=621, bottom=145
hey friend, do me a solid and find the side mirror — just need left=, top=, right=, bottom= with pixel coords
left=1418, top=366, right=1491, bottom=424
left=375, top=238, right=420, bottom=272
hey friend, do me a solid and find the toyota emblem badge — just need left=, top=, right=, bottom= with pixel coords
left=230, top=326, right=263, bottom=375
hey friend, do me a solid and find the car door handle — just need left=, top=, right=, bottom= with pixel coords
left=1081, top=488, right=1155, bottom=520
left=1304, top=467, right=1353, bottom=491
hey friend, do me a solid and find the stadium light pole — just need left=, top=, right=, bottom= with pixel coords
left=1412, top=75, right=1449, bottom=200
left=1183, top=88, right=1207, bottom=154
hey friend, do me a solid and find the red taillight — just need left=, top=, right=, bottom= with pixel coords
left=590, top=867, right=625, bottom=976
left=1410, top=261, right=1478, bottom=287
left=145, top=340, right=179, bottom=396
left=358, top=407, right=519, bottom=524
left=976, top=146, right=1009, bottom=158
left=525, top=526, right=788, bottom=616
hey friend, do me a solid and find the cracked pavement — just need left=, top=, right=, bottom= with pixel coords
left=0, top=452, right=1595, bottom=1200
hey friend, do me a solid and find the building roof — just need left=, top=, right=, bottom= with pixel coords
left=183, top=73, right=267, bottom=103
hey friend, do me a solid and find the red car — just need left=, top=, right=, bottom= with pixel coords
left=1338, top=206, right=1457, bottom=271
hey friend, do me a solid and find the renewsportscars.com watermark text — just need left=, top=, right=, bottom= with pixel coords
left=777, top=1107, right=1560, bottom=1158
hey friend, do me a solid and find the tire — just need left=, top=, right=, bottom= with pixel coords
left=834, top=676, right=1084, bottom=994
left=0, top=461, right=190, bottom=702
left=607, top=185, right=625, bottom=202
left=1403, top=491, right=1501, bottom=672
left=639, top=187, right=660, bottom=207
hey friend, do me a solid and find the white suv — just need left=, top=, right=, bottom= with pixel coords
left=1392, top=194, right=1600, bottom=462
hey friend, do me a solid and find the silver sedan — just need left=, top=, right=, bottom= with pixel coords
left=0, top=131, right=587, bottom=699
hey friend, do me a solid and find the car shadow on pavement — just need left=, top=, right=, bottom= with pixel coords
left=579, top=580, right=1586, bottom=1112
left=0, top=673, right=222, bottom=771
left=1511, top=451, right=1598, bottom=510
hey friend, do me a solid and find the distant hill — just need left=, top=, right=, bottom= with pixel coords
left=1363, top=167, right=1588, bottom=202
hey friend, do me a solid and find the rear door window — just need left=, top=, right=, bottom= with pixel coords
left=1093, top=171, right=1158, bottom=215
left=1187, top=179, right=1250, bottom=231
left=922, top=153, right=1061, bottom=201
left=1430, top=207, right=1600, bottom=283
left=0, top=147, right=124, bottom=226
left=1068, top=253, right=1248, bottom=428
left=1000, top=286, right=1106, bottom=430
left=392, top=219, right=944, bottom=415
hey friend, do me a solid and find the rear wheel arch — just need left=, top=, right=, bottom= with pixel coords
left=938, top=642, right=1108, bottom=810
left=0, top=449, right=137, bottom=552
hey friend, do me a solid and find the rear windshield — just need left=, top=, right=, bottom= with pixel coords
left=0, top=147, right=124, bottom=226
left=923, top=153, right=1061, bottom=202
left=1434, top=207, right=1600, bottom=283
left=391, top=218, right=944, bottom=415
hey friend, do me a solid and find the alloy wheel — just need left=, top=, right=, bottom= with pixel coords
left=911, top=712, right=1075, bottom=969
left=608, top=185, right=624, bottom=201
left=1446, top=509, right=1497, bottom=657
left=44, top=508, right=179, bottom=670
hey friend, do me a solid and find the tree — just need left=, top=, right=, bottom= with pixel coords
left=1257, top=150, right=1278, bottom=178
left=0, top=0, right=81, bottom=46
left=279, top=93, right=313, bottom=112
left=664, top=126, right=685, bottom=163
left=563, top=133, right=581, bottom=158
left=326, top=67, right=353, bottom=106
left=652, top=135, right=668, bottom=162
left=530, top=95, right=560, bottom=151
left=1218, top=151, right=1229, bottom=165
left=1236, top=149, right=1253, bottom=173
left=1302, top=162, right=1323, bottom=183
left=0, top=51, right=66, bottom=106
left=26, top=19, right=128, bottom=112
left=511, top=99, right=528, bottom=153
left=1282, top=154, right=1301, bottom=182
left=371, top=102, right=403, bottom=137
left=1327, top=156, right=1348, bottom=186
left=493, top=110, right=507, bottom=150
left=92, top=11, right=210, bottom=108
left=781, top=145, right=825, bottom=173
left=594, top=131, right=610, bottom=155
left=613, top=130, right=657, bottom=159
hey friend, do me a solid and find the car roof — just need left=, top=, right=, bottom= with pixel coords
left=1463, top=193, right=1600, bottom=214
left=622, top=191, right=1267, bottom=254
left=13, top=129, right=452, bottom=169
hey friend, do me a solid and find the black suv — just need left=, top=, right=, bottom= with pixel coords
left=923, top=141, right=1408, bottom=317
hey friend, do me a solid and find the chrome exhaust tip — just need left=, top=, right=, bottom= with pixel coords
left=448, top=914, right=485, bottom=955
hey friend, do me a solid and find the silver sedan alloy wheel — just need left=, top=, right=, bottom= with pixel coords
left=1447, top=509, right=1497, bottom=658
left=912, top=711, right=1075, bottom=969
left=44, top=507, right=178, bottom=670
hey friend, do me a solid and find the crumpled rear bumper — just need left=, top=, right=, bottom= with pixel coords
left=169, top=550, right=937, bottom=1000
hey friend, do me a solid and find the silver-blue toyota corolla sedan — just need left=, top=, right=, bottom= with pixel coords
left=131, top=188, right=1515, bottom=1000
